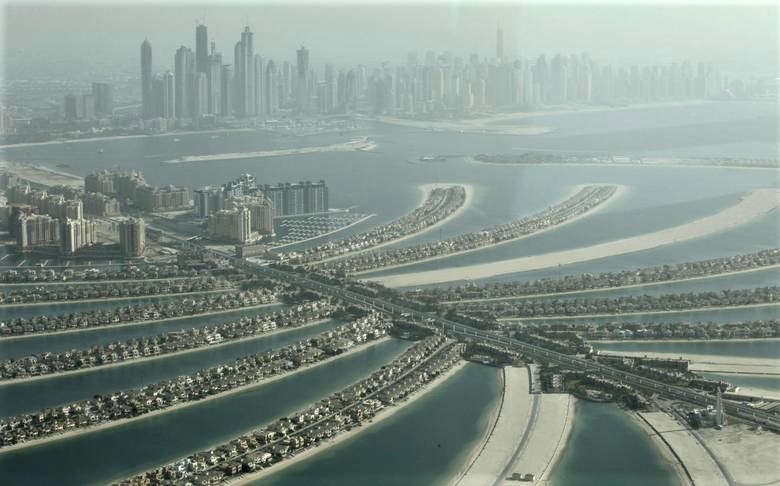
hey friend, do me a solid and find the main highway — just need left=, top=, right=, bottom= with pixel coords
left=197, top=243, right=780, bottom=432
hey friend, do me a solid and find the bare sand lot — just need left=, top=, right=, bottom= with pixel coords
left=698, top=424, right=780, bottom=485
left=374, top=188, right=779, bottom=287
left=638, top=412, right=729, bottom=486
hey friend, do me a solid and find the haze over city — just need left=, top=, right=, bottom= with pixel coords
left=0, top=2, right=778, bottom=486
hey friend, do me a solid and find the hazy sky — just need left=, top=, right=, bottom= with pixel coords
left=2, top=1, right=778, bottom=79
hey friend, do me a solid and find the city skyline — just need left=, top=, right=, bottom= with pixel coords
left=3, top=3, right=778, bottom=80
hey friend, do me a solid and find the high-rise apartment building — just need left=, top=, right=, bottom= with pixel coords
left=175, top=46, right=195, bottom=119
left=141, top=39, right=153, bottom=119
left=234, top=26, right=255, bottom=117
left=119, top=217, right=146, bottom=257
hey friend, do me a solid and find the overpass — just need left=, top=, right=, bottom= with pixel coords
left=195, top=244, right=780, bottom=432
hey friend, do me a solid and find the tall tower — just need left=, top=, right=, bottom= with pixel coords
left=296, top=45, right=310, bottom=113
left=234, top=26, right=255, bottom=117
left=195, top=23, right=209, bottom=74
left=174, top=46, right=195, bottom=118
left=141, top=39, right=153, bottom=119
left=496, top=25, right=504, bottom=62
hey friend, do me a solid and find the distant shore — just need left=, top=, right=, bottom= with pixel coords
left=0, top=318, right=333, bottom=386
left=162, top=138, right=376, bottom=164
left=373, top=187, right=780, bottom=287
left=0, top=337, right=391, bottom=455
left=231, top=360, right=468, bottom=485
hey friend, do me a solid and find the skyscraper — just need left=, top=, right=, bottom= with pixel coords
left=233, top=26, right=255, bottom=117
left=141, top=39, right=153, bottom=119
left=496, top=25, right=504, bottom=62
left=91, top=83, right=113, bottom=117
left=174, top=46, right=195, bottom=119
left=119, top=217, right=146, bottom=257
left=195, top=23, right=209, bottom=74
left=208, top=42, right=222, bottom=115
left=296, top=46, right=310, bottom=112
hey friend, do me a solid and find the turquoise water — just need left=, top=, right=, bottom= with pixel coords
left=594, top=339, right=780, bottom=360
left=0, top=339, right=412, bottom=486
left=0, top=101, right=776, bottom=484
left=258, top=362, right=503, bottom=486
left=550, top=401, right=682, bottom=486
left=0, top=319, right=343, bottom=417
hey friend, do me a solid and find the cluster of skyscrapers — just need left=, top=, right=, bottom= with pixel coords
left=63, top=82, right=113, bottom=121
left=140, top=24, right=727, bottom=122
left=195, top=174, right=328, bottom=244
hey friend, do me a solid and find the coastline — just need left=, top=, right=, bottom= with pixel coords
left=497, top=302, right=780, bottom=322
left=162, top=138, right=376, bottom=164
left=443, top=263, right=780, bottom=304
left=0, top=288, right=233, bottom=309
left=0, top=318, right=333, bottom=386
left=0, top=276, right=207, bottom=288
left=230, top=360, right=469, bottom=485
left=591, top=336, right=780, bottom=344
left=629, top=411, right=694, bottom=486
left=320, top=183, right=477, bottom=262
left=0, top=337, right=392, bottom=455
left=0, top=301, right=282, bottom=341
left=356, top=183, right=626, bottom=277
left=373, top=187, right=780, bottom=287
left=591, top=350, right=780, bottom=376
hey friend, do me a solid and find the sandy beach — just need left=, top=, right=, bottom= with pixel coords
left=0, top=301, right=282, bottom=341
left=637, top=412, right=729, bottom=486
left=453, top=366, right=576, bottom=486
left=374, top=188, right=779, bottom=287
left=592, top=337, right=780, bottom=345
left=0, top=337, right=392, bottom=455
left=231, top=360, right=468, bottom=485
left=0, top=318, right=333, bottom=386
left=356, top=183, right=626, bottom=277
left=444, top=264, right=780, bottom=304
left=162, top=138, right=375, bottom=164
left=0, top=160, right=83, bottom=188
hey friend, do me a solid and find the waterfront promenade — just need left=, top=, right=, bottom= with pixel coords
left=376, top=188, right=780, bottom=287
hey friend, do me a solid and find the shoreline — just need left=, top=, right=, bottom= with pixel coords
left=0, top=276, right=207, bottom=288
left=374, top=188, right=780, bottom=287
left=0, top=288, right=233, bottom=309
left=442, top=263, right=780, bottom=304
left=0, top=318, right=334, bottom=386
left=449, top=367, right=508, bottom=486
left=0, top=127, right=257, bottom=150
left=472, top=159, right=780, bottom=172
left=357, top=183, right=626, bottom=277
left=311, top=183, right=475, bottom=265
left=0, top=302, right=281, bottom=341
left=231, top=360, right=469, bottom=485
left=630, top=411, right=694, bottom=486
left=591, top=350, right=780, bottom=376
left=0, top=337, right=392, bottom=455
left=497, top=302, right=780, bottom=322
left=162, top=138, right=376, bottom=164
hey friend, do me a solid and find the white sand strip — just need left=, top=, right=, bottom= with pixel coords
left=374, top=188, right=779, bottom=287
left=638, top=412, right=729, bottom=486
left=500, top=394, right=575, bottom=485
left=697, top=424, right=780, bottom=485
left=357, top=183, right=626, bottom=276
left=455, top=366, right=533, bottom=486
left=230, top=360, right=468, bottom=485
left=162, top=138, right=375, bottom=164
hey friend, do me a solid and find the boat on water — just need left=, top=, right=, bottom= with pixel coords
left=173, top=138, right=181, bottom=142
left=97, top=148, right=104, bottom=154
